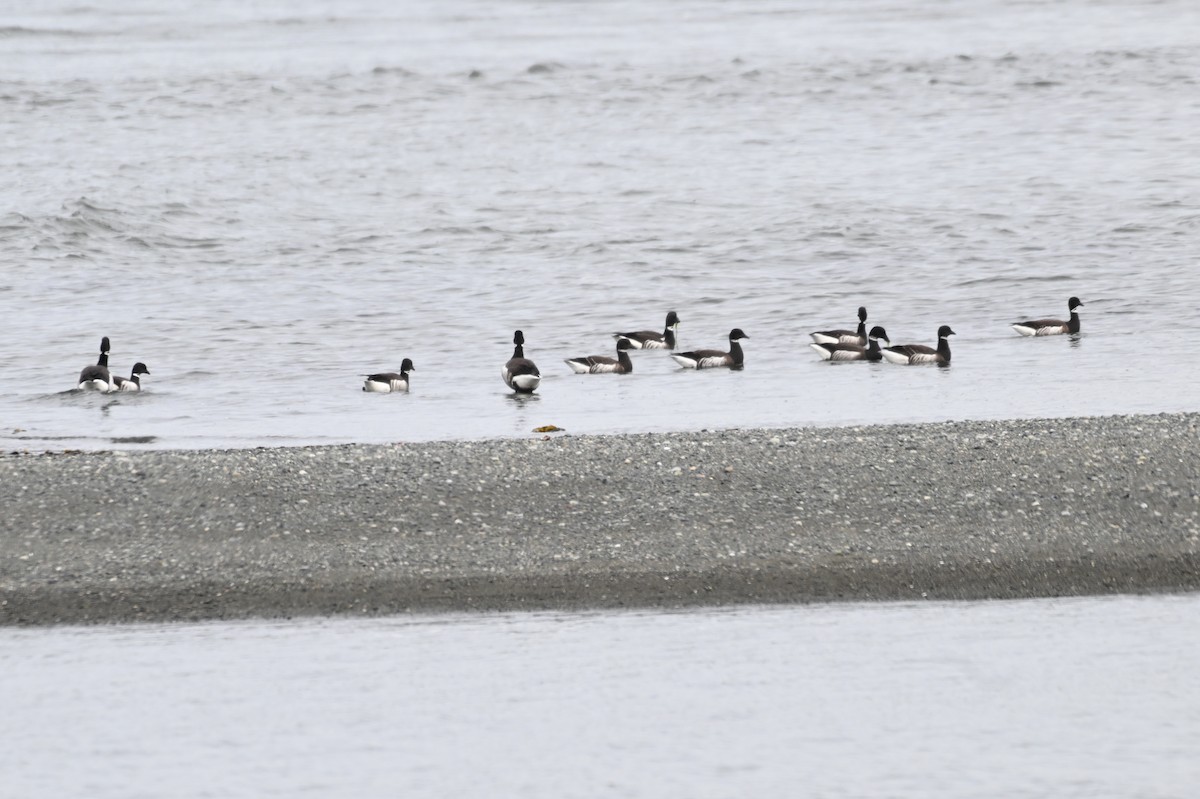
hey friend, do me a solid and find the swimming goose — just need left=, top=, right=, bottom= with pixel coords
left=882, top=325, right=955, bottom=365
left=614, top=311, right=681, bottom=350
left=363, top=358, right=414, bottom=393
left=1011, top=297, right=1083, bottom=336
left=670, top=328, right=748, bottom=369
left=77, top=336, right=113, bottom=391
left=565, top=338, right=634, bottom=374
left=810, top=326, right=891, bottom=362
left=112, top=362, right=150, bottom=392
left=503, top=330, right=541, bottom=392
left=811, top=306, right=868, bottom=346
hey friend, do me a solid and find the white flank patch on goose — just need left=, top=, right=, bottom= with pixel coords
left=509, top=373, right=541, bottom=390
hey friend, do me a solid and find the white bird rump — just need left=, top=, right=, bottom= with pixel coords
left=504, top=368, right=542, bottom=391
left=363, top=374, right=409, bottom=393
left=881, top=346, right=938, bottom=364
left=809, top=331, right=864, bottom=346
left=670, top=351, right=727, bottom=369
left=615, top=335, right=669, bottom=350
left=810, top=343, right=863, bottom=361
left=1011, top=321, right=1066, bottom=337
left=565, top=356, right=625, bottom=374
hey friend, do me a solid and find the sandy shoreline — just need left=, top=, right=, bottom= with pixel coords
left=2, top=413, right=1198, bottom=626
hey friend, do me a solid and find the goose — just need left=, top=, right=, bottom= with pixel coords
left=565, top=338, right=634, bottom=374
left=1012, top=297, right=1083, bottom=336
left=112, top=362, right=150, bottom=392
left=811, top=306, right=868, bottom=346
left=670, top=328, right=748, bottom=369
left=78, top=336, right=113, bottom=391
left=363, top=358, right=414, bottom=393
left=810, top=326, right=891, bottom=362
left=882, top=325, right=955, bottom=365
left=614, top=311, right=681, bottom=350
left=503, top=330, right=541, bottom=392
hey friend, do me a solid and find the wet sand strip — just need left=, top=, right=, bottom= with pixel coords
left=2, top=413, right=1198, bottom=625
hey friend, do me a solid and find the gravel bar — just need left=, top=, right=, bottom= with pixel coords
left=2, top=413, right=1199, bottom=626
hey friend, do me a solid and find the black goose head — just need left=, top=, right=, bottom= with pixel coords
left=510, top=330, right=527, bottom=359
left=729, top=328, right=749, bottom=342
left=857, top=306, right=868, bottom=322
left=100, top=336, right=111, bottom=354
left=665, top=311, right=680, bottom=327
left=616, top=338, right=634, bottom=351
left=131, top=362, right=150, bottom=376
left=868, top=326, right=890, bottom=345
left=937, top=325, right=956, bottom=339
left=400, top=358, right=414, bottom=373
left=1068, top=297, right=1083, bottom=312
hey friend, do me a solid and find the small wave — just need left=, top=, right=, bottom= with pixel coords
left=0, top=25, right=94, bottom=39
left=69, top=197, right=121, bottom=215
left=954, top=274, right=1073, bottom=288
left=56, top=197, right=127, bottom=237
left=418, top=226, right=477, bottom=236
left=371, top=66, right=418, bottom=78
left=4, top=432, right=91, bottom=441
left=527, top=62, right=565, bottom=75
left=162, top=205, right=200, bottom=218
left=6, top=198, right=234, bottom=256
left=0, top=212, right=32, bottom=226
left=27, top=95, right=76, bottom=108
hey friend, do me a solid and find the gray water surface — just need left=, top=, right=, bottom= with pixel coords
left=2, top=0, right=1199, bottom=449
left=3, top=595, right=1197, bottom=797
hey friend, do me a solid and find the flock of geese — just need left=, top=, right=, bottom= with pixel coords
left=74, top=297, right=1083, bottom=395
left=492, top=295, right=1083, bottom=395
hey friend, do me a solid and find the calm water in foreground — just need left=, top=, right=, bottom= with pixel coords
left=2, top=0, right=1200, bottom=449
left=2, top=595, right=1197, bottom=797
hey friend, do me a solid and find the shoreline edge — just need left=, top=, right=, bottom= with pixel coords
left=3, top=413, right=1198, bottom=626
